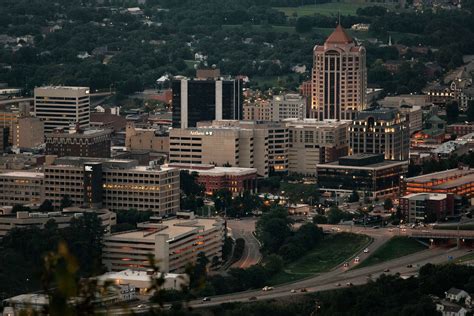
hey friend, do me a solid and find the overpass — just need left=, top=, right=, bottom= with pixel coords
left=410, top=230, right=474, bottom=240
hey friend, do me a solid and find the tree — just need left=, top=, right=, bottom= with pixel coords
left=383, top=198, right=394, bottom=211
left=39, top=199, right=54, bottom=212
left=264, top=254, right=284, bottom=275
left=295, top=16, right=313, bottom=33
left=348, top=190, right=360, bottom=203
left=11, top=204, right=30, bottom=214
left=60, top=195, right=73, bottom=210
left=255, top=206, right=293, bottom=254
left=467, top=100, right=474, bottom=122
left=446, top=101, right=460, bottom=124
left=313, top=214, right=328, bottom=224
left=326, top=207, right=345, bottom=224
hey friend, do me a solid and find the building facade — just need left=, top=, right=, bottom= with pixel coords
left=0, top=208, right=116, bottom=238
left=311, top=25, right=367, bottom=120
left=169, top=120, right=292, bottom=177
left=172, top=79, right=243, bottom=128
left=125, top=123, right=169, bottom=153
left=316, top=153, right=408, bottom=198
left=12, top=116, right=44, bottom=149
left=403, top=168, right=474, bottom=198
left=286, top=119, right=350, bottom=176
left=270, top=94, right=306, bottom=121
left=349, top=107, right=410, bottom=160
left=400, top=193, right=454, bottom=223
left=45, top=126, right=112, bottom=158
left=103, top=215, right=225, bottom=273
left=34, top=86, right=90, bottom=133
left=43, top=157, right=180, bottom=215
left=0, top=171, right=44, bottom=207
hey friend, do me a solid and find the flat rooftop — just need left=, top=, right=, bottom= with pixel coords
left=98, top=269, right=182, bottom=283
left=402, top=193, right=447, bottom=200
left=432, top=173, right=474, bottom=189
left=108, top=218, right=222, bottom=241
left=166, top=163, right=257, bottom=176
left=0, top=171, right=44, bottom=178
left=317, top=158, right=407, bottom=170
left=405, top=168, right=474, bottom=183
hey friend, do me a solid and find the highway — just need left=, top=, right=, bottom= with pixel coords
left=227, top=218, right=262, bottom=268
left=190, top=247, right=469, bottom=308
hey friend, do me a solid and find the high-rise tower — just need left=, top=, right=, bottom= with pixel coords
left=311, top=25, right=367, bottom=120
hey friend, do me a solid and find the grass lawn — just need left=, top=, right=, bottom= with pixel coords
left=274, top=2, right=396, bottom=17
left=269, top=233, right=371, bottom=285
left=355, top=236, right=427, bottom=269
left=454, top=252, right=474, bottom=264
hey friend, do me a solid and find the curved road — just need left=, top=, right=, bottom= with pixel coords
left=228, top=219, right=262, bottom=268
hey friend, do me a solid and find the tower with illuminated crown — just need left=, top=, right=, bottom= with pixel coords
left=311, top=25, right=367, bottom=120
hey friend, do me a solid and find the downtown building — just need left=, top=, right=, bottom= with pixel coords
left=34, top=86, right=90, bottom=133
left=349, top=107, right=410, bottom=161
left=286, top=119, right=350, bottom=176
left=171, top=78, right=243, bottom=128
left=311, top=25, right=367, bottom=120
left=43, top=157, right=180, bottom=215
left=169, top=120, right=289, bottom=177
left=103, top=214, right=225, bottom=273
left=243, top=93, right=306, bottom=122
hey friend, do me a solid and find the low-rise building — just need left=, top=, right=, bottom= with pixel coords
left=0, top=207, right=116, bottom=238
left=97, top=269, right=189, bottom=294
left=168, top=163, right=257, bottom=195
left=400, top=193, right=454, bottom=223
left=45, top=125, right=113, bottom=158
left=316, top=153, right=408, bottom=198
left=103, top=214, right=225, bottom=273
left=447, top=123, right=474, bottom=137
left=286, top=119, right=350, bottom=176
left=0, top=171, right=44, bottom=207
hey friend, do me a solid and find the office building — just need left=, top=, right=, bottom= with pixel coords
left=34, top=86, right=90, bottom=133
left=12, top=116, right=44, bottom=149
left=45, top=125, right=112, bottom=158
left=103, top=214, right=225, bottom=273
left=243, top=99, right=272, bottom=121
left=0, top=127, right=8, bottom=152
left=316, top=153, right=408, bottom=198
left=403, top=168, right=474, bottom=198
left=311, top=25, right=367, bottom=120
left=286, top=119, right=350, bottom=176
left=0, top=207, right=116, bottom=238
left=0, top=171, right=44, bottom=207
left=270, top=94, right=306, bottom=121
left=172, top=78, right=243, bottom=128
left=125, top=123, right=169, bottom=154
left=43, top=157, right=180, bottom=215
left=349, top=107, right=410, bottom=160
left=167, top=163, right=258, bottom=195
left=400, top=193, right=454, bottom=223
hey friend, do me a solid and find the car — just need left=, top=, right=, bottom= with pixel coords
left=343, top=262, right=349, bottom=268
left=406, top=264, right=413, bottom=268
left=290, top=289, right=297, bottom=293
left=300, top=288, right=308, bottom=292
left=346, top=282, right=353, bottom=287
left=202, top=297, right=211, bottom=302
left=137, top=304, right=146, bottom=309
left=354, top=257, right=360, bottom=263
left=372, top=226, right=380, bottom=229
left=262, top=286, right=274, bottom=291
left=388, top=228, right=393, bottom=232
left=384, top=268, right=390, bottom=272
left=364, top=248, right=369, bottom=253
left=249, top=296, right=257, bottom=301
left=335, top=283, right=341, bottom=287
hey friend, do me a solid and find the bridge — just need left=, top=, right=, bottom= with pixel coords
left=410, top=230, right=474, bottom=240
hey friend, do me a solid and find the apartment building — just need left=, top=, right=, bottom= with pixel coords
left=0, top=171, right=44, bottom=207
left=34, top=86, right=90, bottom=133
left=349, top=107, right=410, bottom=161
left=286, top=119, right=350, bottom=176
left=43, top=157, right=180, bottom=215
left=400, top=193, right=455, bottom=223
left=103, top=214, right=225, bottom=273
left=243, top=94, right=306, bottom=122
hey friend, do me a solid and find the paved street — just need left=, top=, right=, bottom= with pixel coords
left=227, top=218, right=262, bottom=268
